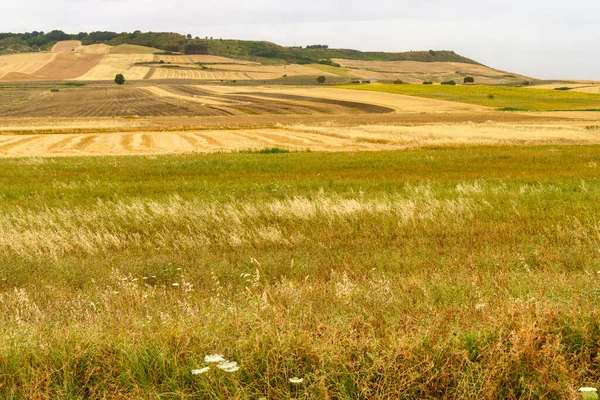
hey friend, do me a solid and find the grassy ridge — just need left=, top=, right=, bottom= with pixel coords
left=1, top=148, right=600, bottom=398
left=337, top=83, right=600, bottom=111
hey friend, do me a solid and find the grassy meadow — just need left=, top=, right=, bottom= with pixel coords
left=1, top=147, right=600, bottom=398
left=337, top=83, right=600, bottom=111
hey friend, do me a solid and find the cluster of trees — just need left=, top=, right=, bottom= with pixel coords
left=0, top=30, right=72, bottom=50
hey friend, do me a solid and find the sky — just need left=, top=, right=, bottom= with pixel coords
left=4, top=0, right=600, bottom=79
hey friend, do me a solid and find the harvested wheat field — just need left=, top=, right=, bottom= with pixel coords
left=0, top=122, right=598, bottom=158
left=331, top=59, right=529, bottom=84
left=0, top=83, right=599, bottom=157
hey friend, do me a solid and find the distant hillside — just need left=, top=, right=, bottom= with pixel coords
left=0, top=30, right=481, bottom=66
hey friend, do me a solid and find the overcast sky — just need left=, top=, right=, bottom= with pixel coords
left=4, top=0, right=599, bottom=79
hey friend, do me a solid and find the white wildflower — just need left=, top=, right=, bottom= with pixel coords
left=204, top=354, right=226, bottom=363
left=217, top=361, right=239, bottom=372
left=191, top=367, right=210, bottom=375
left=172, top=283, right=180, bottom=287
left=475, top=303, right=486, bottom=310
left=289, top=377, right=304, bottom=384
left=580, top=387, right=598, bottom=392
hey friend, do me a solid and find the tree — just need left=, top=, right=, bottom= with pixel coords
left=463, top=76, right=475, bottom=84
left=114, top=74, right=125, bottom=85
left=316, top=76, right=326, bottom=84
left=186, top=34, right=192, bottom=40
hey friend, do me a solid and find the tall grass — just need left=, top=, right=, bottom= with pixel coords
left=1, top=147, right=600, bottom=398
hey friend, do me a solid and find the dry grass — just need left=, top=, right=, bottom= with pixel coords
left=1, top=147, right=600, bottom=398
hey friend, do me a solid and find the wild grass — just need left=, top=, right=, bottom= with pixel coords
left=336, top=83, right=600, bottom=111
left=1, top=147, right=600, bottom=398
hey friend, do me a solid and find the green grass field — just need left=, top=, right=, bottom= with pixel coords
left=336, top=83, right=600, bottom=111
left=1, top=148, right=600, bottom=398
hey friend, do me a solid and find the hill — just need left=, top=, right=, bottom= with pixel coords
left=0, top=30, right=480, bottom=66
left=0, top=39, right=530, bottom=84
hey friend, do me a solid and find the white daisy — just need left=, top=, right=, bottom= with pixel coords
left=289, top=377, right=304, bottom=384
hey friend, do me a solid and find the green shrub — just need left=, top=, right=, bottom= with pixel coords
left=393, top=79, right=403, bottom=84
left=441, top=80, right=456, bottom=86
left=50, top=88, right=60, bottom=93
left=317, top=76, right=326, bottom=84
left=463, top=76, right=475, bottom=84
left=423, top=81, right=433, bottom=85
left=239, top=147, right=291, bottom=154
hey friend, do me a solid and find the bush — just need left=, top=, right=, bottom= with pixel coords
left=317, top=76, right=326, bottom=84
left=464, top=76, right=475, bottom=84
left=393, top=79, right=403, bottom=84
left=423, top=81, right=433, bottom=85
left=50, top=88, right=60, bottom=93
left=114, top=74, right=125, bottom=85
left=554, top=87, right=572, bottom=91
left=441, top=80, right=456, bottom=85
left=318, top=59, right=341, bottom=67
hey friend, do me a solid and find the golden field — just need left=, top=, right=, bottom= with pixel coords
left=1, top=82, right=600, bottom=157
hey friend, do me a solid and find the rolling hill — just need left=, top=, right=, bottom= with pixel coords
left=0, top=39, right=530, bottom=84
